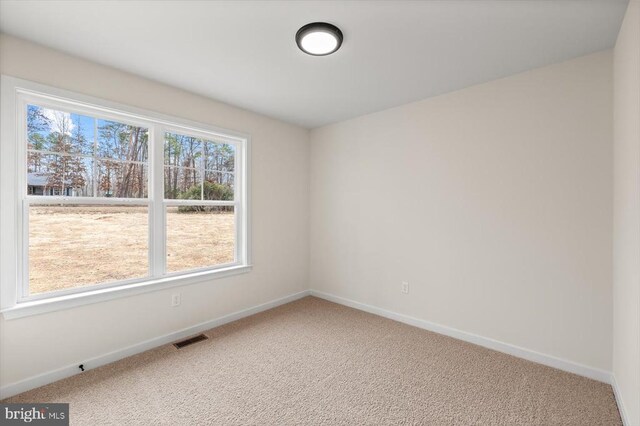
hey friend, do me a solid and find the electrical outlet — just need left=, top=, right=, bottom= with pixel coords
left=401, top=281, right=409, bottom=294
left=171, top=293, right=181, bottom=307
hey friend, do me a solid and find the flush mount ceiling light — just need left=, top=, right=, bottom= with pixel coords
left=296, top=22, right=343, bottom=56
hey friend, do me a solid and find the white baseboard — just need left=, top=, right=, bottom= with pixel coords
left=0, top=290, right=311, bottom=400
left=310, top=290, right=613, bottom=384
left=611, top=375, right=631, bottom=426
left=1, top=289, right=617, bottom=405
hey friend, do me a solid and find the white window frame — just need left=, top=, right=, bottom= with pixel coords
left=0, top=76, right=251, bottom=319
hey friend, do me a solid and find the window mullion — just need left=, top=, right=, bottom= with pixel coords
left=92, top=118, right=98, bottom=197
left=17, top=99, right=28, bottom=301
left=150, top=126, right=166, bottom=278
left=200, top=142, right=204, bottom=201
left=21, top=196, right=29, bottom=300
left=237, top=143, right=245, bottom=264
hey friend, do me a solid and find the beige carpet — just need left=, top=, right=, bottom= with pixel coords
left=4, top=297, right=622, bottom=425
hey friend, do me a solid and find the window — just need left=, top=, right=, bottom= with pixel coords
left=164, top=132, right=237, bottom=273
left=0, top=77, right=250, bottom=314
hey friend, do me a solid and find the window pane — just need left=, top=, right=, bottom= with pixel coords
left=97, top=160, right=148, bottom=198
left=203, top=171, right=234, bottom=200
left=166, top=206, right=235, bottom=273
left=97, top=119, right=149, bottom=162
left=27, top=104, right=94, bottom=155
left=164, top=132, right=202, bottom=168
left=27, top=154, right=93, bottom=197
left=163, top=132, right=236, bottom=201
left=164, top=166, right=201, bottom=200
left=163, top=168, right=233, bottom=201
left=26, top=106, right=149, bottom=199
left=203, top=142, right=235, bottom=173
left=28, top=205, right=149, bottom=295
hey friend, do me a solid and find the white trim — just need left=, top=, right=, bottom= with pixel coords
left=0, top=290, right=310, bottom=399
left=26, top=197, right=150, bottom=205
left=7, top=76, right=250, bottom=142
left=241, top=134, right=251, bottom=265
left=163, top=199, right=235, bottom=207
left=611, top=375, right=631, bottom=426
left=150, top=125, right=165, bottom=278
left=309, top=290, right=613, bottom=384
left=2, top=265, right=253, bottom=320
left=0, top=75, right=20, bottom=311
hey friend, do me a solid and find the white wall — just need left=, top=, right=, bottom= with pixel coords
left=0, top=35, right=310, bottom=388
left=310, top=51, right=613, bottom=372
left=0, top=31, right=624, bottom=403
left=613, top=1, right=640, bottom=424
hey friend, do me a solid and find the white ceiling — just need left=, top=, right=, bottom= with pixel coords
left=0, top=1, right=628, bottom=129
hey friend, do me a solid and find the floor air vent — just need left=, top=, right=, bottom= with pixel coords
left=173, top=334, right=208, bottom=349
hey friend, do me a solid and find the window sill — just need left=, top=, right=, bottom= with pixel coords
left=1, top=264, right=252, bottom=320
